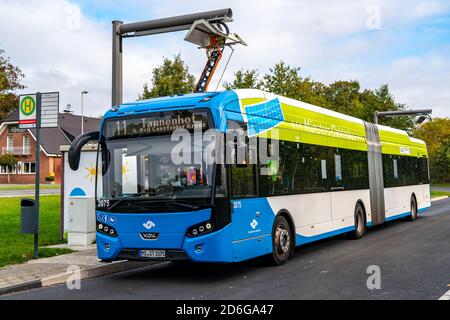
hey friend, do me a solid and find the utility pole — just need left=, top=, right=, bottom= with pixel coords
left=34, top=92, right=42, bottom=259
left=81, top=91, right=88, bottom=134
left=111, top=8, right=234, bottom=107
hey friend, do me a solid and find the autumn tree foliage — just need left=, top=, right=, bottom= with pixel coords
left=0, top=50, right=25, bottom=120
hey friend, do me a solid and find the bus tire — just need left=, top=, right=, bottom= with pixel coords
left=270, top=215, right=292, bottom=266
left=408, top=195, right=418, bottom=221
left=352, top=202, right=366, bottom=239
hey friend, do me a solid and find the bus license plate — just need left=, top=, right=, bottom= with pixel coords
left=139, top=250, right=166, bottom=259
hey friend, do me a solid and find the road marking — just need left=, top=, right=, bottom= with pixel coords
left=438, top=288, right=450, bottom=300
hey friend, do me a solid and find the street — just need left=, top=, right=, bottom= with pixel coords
left=0, top=186, right=60, bottom=198
left=3, top=198, right=450, bottom=300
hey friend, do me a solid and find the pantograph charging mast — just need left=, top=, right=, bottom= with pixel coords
left=111, top=8, right=246, bottom=107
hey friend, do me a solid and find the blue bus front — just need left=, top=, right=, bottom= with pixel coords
left=95, top=101, right=235, bottom=263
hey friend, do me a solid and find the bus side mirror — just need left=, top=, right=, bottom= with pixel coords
left=68, top=131, right=100, bottom=171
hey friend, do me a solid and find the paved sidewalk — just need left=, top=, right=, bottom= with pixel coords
left=0, top=246, right=151, bottom=296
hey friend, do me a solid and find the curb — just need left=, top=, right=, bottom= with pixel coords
left=431, top=196, right=449, bottom=202
left=0, top=260, right=155, bottom=296
left=0, top=280, right=42, bottom=296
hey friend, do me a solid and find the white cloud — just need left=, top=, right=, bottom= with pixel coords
left=0, top=0, right=449, bottom=118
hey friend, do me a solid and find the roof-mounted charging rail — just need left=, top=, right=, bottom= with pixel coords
left=112, top=8, right=246, bottom=107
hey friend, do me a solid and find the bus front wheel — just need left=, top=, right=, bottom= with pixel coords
left=270, top=215, right=292, bottom=266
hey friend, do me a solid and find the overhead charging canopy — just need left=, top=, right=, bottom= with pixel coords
left=184, top=19, right=247, bottom=48
left=112, top=8, right=246, bottom=107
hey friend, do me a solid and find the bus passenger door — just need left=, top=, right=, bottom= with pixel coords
left=227, top=120, right=274, bottom=261
left=230, top=164, right=274, bottom=262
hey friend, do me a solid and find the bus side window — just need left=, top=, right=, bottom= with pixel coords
left=419, top=157, right=430, bottom=185
left=302, top=145, right=328, bottom=193
left=227, top=120, right=257, bottom=198
left=330, top=149, right=344, bottom=190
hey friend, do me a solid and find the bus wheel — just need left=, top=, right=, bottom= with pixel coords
left=270, top=215, right=292, bottom=265
left=408, top=196, right=418, bottom=221
left=352, top=203, right=366, bottom=239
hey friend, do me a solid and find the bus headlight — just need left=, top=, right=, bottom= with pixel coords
left=97, top=222, right=118, bottom=238
left=187, top=221, right=214, bottom=238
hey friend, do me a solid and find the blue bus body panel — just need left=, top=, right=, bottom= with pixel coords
left=96, top=209, right=212, bottom=260
left=230, top=198, right=275, bottom=262
left=183, top=224, right=234, bottom=263
left=102, top=91, right=240, bottom=132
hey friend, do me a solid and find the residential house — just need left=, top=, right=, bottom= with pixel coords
left=0, top=110, right=101, bottom=184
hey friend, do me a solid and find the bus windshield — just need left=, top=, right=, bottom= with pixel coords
left=98, top=135, right=215, bottom=201
left=96, top=109, right=222, bottom=207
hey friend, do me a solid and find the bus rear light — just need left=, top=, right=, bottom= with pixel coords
left=187, top=221, right=214, bottom=238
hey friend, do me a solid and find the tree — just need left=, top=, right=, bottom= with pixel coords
left=0, top=153, right=18, bottom=184
left=429, top=139, right=450, bottom=183
left=226, top=61, right=415, bottom=132
left=140, top=54, right=195, bottom=99
left=414, top=118, right=450, bottom=183
left=260, top=61, right=303, bottom=98
left=323, top=80, right=364, bottom=118
left=223, top=69, right=261, bottom=90
left=0, top=49, right=25, bottom=120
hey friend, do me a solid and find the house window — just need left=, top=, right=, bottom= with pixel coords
left=22, top=162, right=37, bottom=174
left=23, top=136, right=30, bottom=155
left=0, top=165, right=16, bottom=174
left=7, top=136, right=13, bottom=153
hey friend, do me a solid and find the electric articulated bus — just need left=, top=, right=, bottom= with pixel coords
left=69, top=89, right=431, bottom=265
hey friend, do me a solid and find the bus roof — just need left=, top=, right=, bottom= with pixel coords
left=102, top=89, right=427, bottom=157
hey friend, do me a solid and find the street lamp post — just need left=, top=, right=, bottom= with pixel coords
left=81, top=91, right=89, bottom=134
left=374, top=109, right=433, bottom=124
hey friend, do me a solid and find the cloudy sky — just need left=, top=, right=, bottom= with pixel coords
left=0, top=0, right=449, bottom=118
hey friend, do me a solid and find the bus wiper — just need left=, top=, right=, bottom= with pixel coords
left=168, top=201, right=199, bottom=210
left=103, top=191, right=164, bottom=212
left=122, top=191, right=157, bottom=198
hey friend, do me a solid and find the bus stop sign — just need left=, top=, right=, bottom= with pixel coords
left=19, top=94, right=37, bottom=129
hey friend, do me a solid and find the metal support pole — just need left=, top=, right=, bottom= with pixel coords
left=111, top=9, right=233, bottom=107
left=374, top=111, right=379, bottom=124
left=81, top=93, right=84, bottom=134
left=112, top=20, right=123, bottom=107
left=34, top=92, right=42, bottom=259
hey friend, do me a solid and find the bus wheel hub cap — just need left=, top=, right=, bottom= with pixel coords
left=276, top=228, right=290, bottom=254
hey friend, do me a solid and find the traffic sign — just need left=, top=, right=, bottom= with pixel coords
left=41, top=92, right=59, bottom=128
left=19, top=94, right=37, bottom=129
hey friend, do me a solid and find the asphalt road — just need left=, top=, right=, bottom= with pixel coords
left=3, top=198, right=450, bottom=300
left=432, top=186, right=450, bottom=193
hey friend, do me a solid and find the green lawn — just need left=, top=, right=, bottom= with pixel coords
left=0, top=196, right=70, bottom=268
left=0, top=185, right=60, bottom=191
left=431, top=190, right=450, bottom=198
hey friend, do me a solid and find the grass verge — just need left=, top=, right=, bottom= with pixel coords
left=431, top=190, right=450, bottom=199
left=0, top=196, right=68, bottom=268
